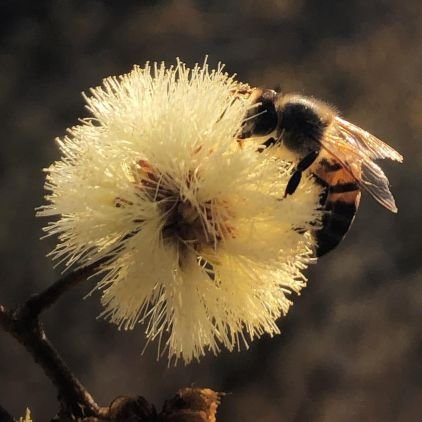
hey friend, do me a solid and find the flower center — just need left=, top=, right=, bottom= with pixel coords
left=115, top=159, right=234, bottom=271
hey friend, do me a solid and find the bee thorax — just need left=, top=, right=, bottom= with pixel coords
left=279, top=102, right=327, bottom=155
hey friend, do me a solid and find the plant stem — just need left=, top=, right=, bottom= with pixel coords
left=0, top=403, right=14, bottom=422
left=0, top=258, right=109, bottom=419
left=17, top=257, right=110, bottom=322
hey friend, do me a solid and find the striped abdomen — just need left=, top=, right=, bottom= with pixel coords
left=311, top=154, right=362, bottom=257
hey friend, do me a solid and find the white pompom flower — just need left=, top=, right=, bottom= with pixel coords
left=38, top=60, right=321, bottom=364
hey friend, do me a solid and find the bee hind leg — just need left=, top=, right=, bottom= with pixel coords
left=284, top=170, right=302, bottom=196
left=284, top=150, right=319, bottom=197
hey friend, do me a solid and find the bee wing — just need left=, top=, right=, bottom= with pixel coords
left=320, top=129, right=400, bottom=213
left=357, top=156, right=399, bottom=212
left=335, top=117, right=403, bottom=162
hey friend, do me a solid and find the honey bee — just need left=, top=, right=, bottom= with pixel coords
left=240, top=89, right=403, bottom=257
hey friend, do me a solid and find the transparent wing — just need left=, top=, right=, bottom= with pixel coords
left=358, top=157, right=399, bottom=212
left=321, top=125, right=400, bottom=213
left=335, top=117, right=403, bottom=162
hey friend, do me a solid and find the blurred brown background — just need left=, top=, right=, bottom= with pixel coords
left=0, top=1, right=421, bottom=420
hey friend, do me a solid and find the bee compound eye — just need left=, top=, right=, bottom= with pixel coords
left=242, top=97, right=277, bottom=138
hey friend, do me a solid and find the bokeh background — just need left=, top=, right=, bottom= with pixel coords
left=1, top=1, right=421, bottom=420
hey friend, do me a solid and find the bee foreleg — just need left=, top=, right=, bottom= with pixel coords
left=284, top=150, right=319, bottom=197
left=258, top=137, right=277, bottom=152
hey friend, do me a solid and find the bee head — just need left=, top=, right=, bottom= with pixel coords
left=239, top=88, right=278, bottom=139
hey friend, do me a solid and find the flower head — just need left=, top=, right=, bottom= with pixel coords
left=38, top=60, right=321, bottom=363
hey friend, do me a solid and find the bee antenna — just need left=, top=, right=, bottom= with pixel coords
left=243, top=108, right=268, bottom=123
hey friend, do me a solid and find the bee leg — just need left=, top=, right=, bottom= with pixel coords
left=262, top=137, right=277, bottom=149
left=257, top=137, right=277, bottom=153
left=284, top=150, right=319, bottom=197
left=284, top=170, right=302, bottom=196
